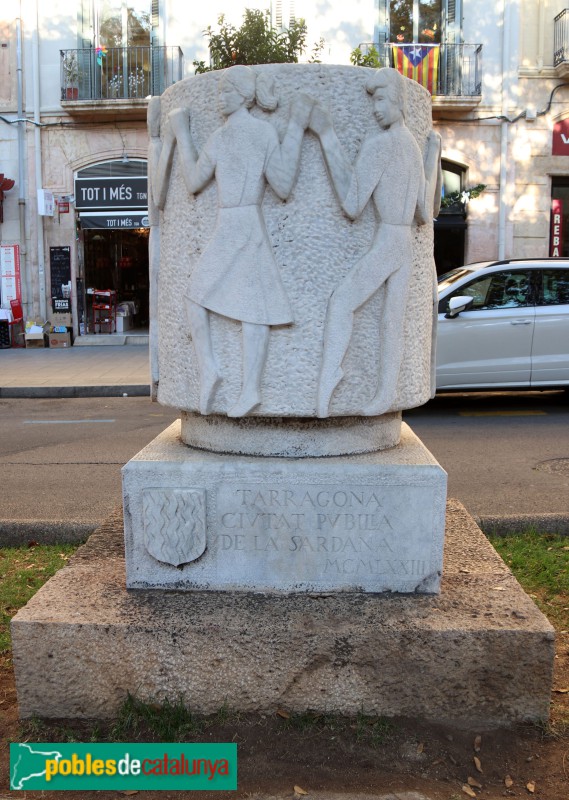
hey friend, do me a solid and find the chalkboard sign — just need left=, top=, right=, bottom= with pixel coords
left=50, top=246, right=72, bottom=313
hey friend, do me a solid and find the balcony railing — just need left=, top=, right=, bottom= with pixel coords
left=358, top=42, right=482, bottom=97
left=60, top=46, right=184, bottom=102
left=555, top=9, right=569, bottom=67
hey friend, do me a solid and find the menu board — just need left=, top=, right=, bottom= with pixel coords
left=50, top=246, right=72, bottom=313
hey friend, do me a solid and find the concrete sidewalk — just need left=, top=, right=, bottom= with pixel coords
left=0, top=344, right=150, bottom=397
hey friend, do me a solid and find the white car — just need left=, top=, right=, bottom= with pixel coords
left=436, top=259, right=569, bottom=390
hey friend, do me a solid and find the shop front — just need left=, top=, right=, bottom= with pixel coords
left=75, top=159, right=149, bottom=335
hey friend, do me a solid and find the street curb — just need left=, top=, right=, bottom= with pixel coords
left=0, top=384, right=150, bottom=398
left=2, top=514, right=569, bottom=547
left=0, top=519, right=98, bottom=546
left=477, top=513, right=569, bottom=536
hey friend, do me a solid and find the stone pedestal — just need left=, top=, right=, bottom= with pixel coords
left=122, top=421, right=447, bottom=593
left=11, top=500, right=555, bottom=726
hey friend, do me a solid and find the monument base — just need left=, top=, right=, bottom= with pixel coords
left=12, top=500, right=554, bottom=726
left=122, top=421, right=447, bottom=593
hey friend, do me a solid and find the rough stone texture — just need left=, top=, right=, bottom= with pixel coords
left=154, top=64, right=436, bottom=418
left=180, top=410, right=402, bottom=457
left=12, top=500, right=555, bottom=726
left=122, top=421, right=447, bottom=593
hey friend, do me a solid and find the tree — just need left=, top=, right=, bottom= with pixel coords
left=349, top=46, right=384, bottom=69
left=193, top=9, right=322, bottom=73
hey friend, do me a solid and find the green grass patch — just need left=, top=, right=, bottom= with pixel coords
left=110, top=693, right=204, bottom=741
left=488, top=531, right=569, bottom=628
left=0, top=543, right=78, bottom=657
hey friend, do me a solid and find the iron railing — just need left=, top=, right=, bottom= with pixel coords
left=358, top=42, right=483, bottom=97
left=60, top=46, right=184, bottom=101
left=554, top=9, right=569, bottom=66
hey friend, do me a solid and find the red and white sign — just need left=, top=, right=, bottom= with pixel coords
left=550, top=199, right=563, bottom=257
left=552, top=119, right=569, bottom=155
left=0, top=243, right=22, bottom=306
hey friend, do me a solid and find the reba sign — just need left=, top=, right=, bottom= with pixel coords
left=550, top=199, right=563, bottom=257
left=552, top=119, right=569, bottom=155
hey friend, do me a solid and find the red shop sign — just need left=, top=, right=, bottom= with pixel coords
left=552, top=119, right=569, bottom=155
left=550, top=199, right=563, bottom=257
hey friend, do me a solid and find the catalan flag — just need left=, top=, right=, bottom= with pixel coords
left=392, top=44, right=439, bottom=95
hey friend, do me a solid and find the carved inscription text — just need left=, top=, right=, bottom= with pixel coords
left=213, top=484, right=431, bottom=578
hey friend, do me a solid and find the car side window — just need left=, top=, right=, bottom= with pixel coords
left=538, top=269, right=569, bottom=306
left=441, top=270, right=534, bottom=313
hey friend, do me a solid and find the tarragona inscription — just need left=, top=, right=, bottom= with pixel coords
left=212, top=486, right=428, bottom=576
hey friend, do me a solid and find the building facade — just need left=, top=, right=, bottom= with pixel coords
left=1, top=0, right=569, bottom=338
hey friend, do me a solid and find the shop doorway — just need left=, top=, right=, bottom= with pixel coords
left=434, top=159, right=467, bottom=275
left=75, top=158, right=149, bottom=335
left=83, top=226, right=149, bottom=333
left=434, top=218, right=466, bottom=275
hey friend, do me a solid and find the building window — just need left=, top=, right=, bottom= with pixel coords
left=96, top=1, right=151, bottom=97
left=380, top=0, right=462, bottom=45
left=97, top=0, right=151, bottom=50
left=389, top=0, right=442, bottom=44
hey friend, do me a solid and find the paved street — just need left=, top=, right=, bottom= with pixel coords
left=0, top=390, right=567, bottom=543
left=0, top=396, right=177, bottom=542
left=405, top=389, right=569, bottom=519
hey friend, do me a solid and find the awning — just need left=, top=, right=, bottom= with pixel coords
left=79, top=211, right=149, bottom=230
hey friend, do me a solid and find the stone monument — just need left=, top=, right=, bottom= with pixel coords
left=11, top=64, right=555, bottom=726
left=123, top=63, right=447, bottom=593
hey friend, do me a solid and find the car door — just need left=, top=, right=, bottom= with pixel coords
left=530, top=267, right=569, bottom=386
left=437, top=269, right=536, bottom=389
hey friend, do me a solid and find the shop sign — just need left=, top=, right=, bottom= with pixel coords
left=550, top=199, right=563, bottom=257
left=50, top=246, right=72, bottom=314
left=79, top=211, right=150, bottom=229
left=552, top=119, right=569, bottom=156
left=0, top=243, right=21, bottom=306
left=75, top=177, right=148, bottom=210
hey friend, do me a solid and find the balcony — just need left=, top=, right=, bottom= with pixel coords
left=60, top=46, right=184, bottom=118
left=357, top=42, right=483, bottom=110
left=554, top=9, right=569, bottom=80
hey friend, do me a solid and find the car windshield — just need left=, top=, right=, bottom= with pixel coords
left=437, top=262, right=495, bottom=293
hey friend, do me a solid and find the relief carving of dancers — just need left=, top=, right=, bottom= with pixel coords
left=309, top=68, right=442, bottom=418
left=150, top=66, right=313, bottom=417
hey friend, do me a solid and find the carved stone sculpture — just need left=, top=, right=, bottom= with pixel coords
left=125, top=63, right=448, bottom=593
left=148, top=64, right=441, bottom=455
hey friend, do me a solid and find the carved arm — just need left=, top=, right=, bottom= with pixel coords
left=265, top=94, right=313, bottom=200
left=415, top=130, right=443, bottom=224
left=168, top=108, right=215, bottom=196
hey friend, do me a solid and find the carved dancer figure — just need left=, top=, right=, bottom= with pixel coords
left=147, top=97, right=171, bottom=401
left=310, top=68, right=442, bottom=417
left=154, top=66, right=312, bottom=416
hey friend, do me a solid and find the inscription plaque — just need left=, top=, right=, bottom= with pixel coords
left=123, top=422, right=447, bottom=593
left=212, top=484, right=433, bottom=581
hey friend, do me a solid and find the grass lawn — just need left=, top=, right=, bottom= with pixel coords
left=0, top=544, right=78, bottom=659
left=487, top=530, right=569, bottom=630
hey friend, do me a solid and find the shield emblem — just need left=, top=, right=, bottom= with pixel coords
left=142, top=487, right=207, bottom=566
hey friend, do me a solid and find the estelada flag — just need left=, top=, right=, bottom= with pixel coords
left=392, top=44, right=439, bottom=95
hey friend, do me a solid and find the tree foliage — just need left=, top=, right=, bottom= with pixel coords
left=349, top=46, right=384, bottom=69
left=193, top=9, right=322, bottom=73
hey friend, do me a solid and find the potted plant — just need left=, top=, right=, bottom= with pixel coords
left=62, top=51, right=79, bottom=100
